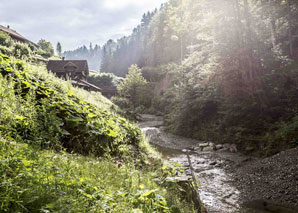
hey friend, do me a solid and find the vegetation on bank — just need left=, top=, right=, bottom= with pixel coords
left=112, top=65, right=153, bottom=114
left=101, top=0, right=298, bottom=156
left=0, top=54, right=197, bottom=212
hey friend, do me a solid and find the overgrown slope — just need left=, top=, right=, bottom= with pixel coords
left=0, top=54, right=141, bottom=159
left=0, top=55, right=197, bottom=212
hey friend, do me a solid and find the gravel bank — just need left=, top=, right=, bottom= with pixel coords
left=232, top=147, right=298, bottom=210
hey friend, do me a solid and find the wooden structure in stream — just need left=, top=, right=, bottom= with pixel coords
left=165, top=151, right=207, bottom=212
left=186, top=151, right=208, bottom=213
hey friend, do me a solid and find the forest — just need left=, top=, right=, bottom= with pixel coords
left=98, top=0, right=298, bottom=156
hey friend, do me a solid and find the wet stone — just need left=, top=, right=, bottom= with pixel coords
left=203, top=147, right=214, bottom=152
left=216, top=144, right=224, bottom=150
left=199, top=143, right=209, bottom=148
left=209, top=161, right=217, bottom=166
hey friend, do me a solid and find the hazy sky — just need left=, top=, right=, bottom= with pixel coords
left=0, top=0, right=167, bottom=51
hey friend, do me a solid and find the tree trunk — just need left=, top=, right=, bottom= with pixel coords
left=287, top=0, right=294, bottom=57
left=180, top=35, right=183, bottom=65
left=233, top=0, right=243, bottom=49
left=270, top=18, right=277, bottom=49
left=243, top=0, right=254, bottom=81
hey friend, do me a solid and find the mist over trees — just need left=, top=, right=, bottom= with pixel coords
left=99, top=0, right=298, bottom=155
left=63, top=43, right=102, bottom=71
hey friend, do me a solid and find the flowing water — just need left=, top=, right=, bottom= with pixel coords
left=139, top=114, right=297, bottom=213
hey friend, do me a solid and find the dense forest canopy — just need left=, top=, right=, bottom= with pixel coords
left=107, top=0, right=298, bottom=155
left=101, top=0, right=298, bottom=76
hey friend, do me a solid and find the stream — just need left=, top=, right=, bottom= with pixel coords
left=139, top=114, right=297, bottom=213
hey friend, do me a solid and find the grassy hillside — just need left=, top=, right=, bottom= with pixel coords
left=0, top=54, right=196, bottom=212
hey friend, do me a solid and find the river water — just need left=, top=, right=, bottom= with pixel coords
left=139, top=114, right=297, bottom=213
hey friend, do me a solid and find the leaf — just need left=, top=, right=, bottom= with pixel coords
left=141, top=190, right=156, bottom=198
left=139, top=184, right=145, bottom=189
left=62, top=129, right=71, bottom=135
left=108, top=130, right=117, bottom=137
left=45, top=203, right=55, bottom=209
left=22, top=159, right=31, bottom=167
left=15, top=115, right=26, bottom=120
left=87, top=113, right=97, bottom=118
left=68, top=90, right=74, bottom=97
left=22, top=80, right=31, bottom=88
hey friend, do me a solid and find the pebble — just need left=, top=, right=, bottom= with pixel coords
left=199, top=143, right=209, bottom=148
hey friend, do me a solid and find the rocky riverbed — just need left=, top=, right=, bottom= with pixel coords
left=139, top=114, right=298, bottom=213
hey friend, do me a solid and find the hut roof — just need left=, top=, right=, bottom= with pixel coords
left=47, top=60, right=89, bottom=75
left=0, top=25, right=37, bottom=46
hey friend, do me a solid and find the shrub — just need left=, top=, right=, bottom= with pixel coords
left=88, top=72, right=122, bottom=87
left=0, top=46, right=12, bottom=56
left=264, top=116, right=298, bottom=155
left=37, top=39, right=54, bottom=57
left=13, top=42, right=31, bottom=59
left=0, top=31, right=11, bottom=47
left=111, top=96, right=130, bottom=109
left=116, top=64, right=148, bottom=111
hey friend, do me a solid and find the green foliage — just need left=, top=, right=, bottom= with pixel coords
left=0, top=138, right=195, bottom=212
left=87, top=72, right=122, bottom=94
left=0, top=31, right=11, bottom=47
left=100, top=0, right=298, bottom=155
left=13, top=42, right=31, bottom=59
left=0, top=46, right=12, bottom=56
left=265, top=116, right=298, bottom=156
left=111, top=96, right=130, bottom=109
left=37, top=39, right=54, bottom=57
left=0, top=55, right=197, bottom=212
left=116, top=65, right=148, bottom=111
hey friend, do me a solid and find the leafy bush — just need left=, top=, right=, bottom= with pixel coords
left=115, top=64, right=148, bottom=112
left=0, top=46, right=12, bottom=56
left=265, top=116, right=298, bottom=155
left=13, top=42, right=31, bottom=59
left=0, top=31, right=11, bottom=47
left=37, top=39, right=54, bottom=57
left=87, top=72, right=122, bottom=88
left=111, top=96, right=130, bottom=109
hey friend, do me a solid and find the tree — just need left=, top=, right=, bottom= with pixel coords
left=56, top=42, right=62, bottom=57
left=37, top=39, right=54, bottom=57
left=118, top=64, right=147, bottom=110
